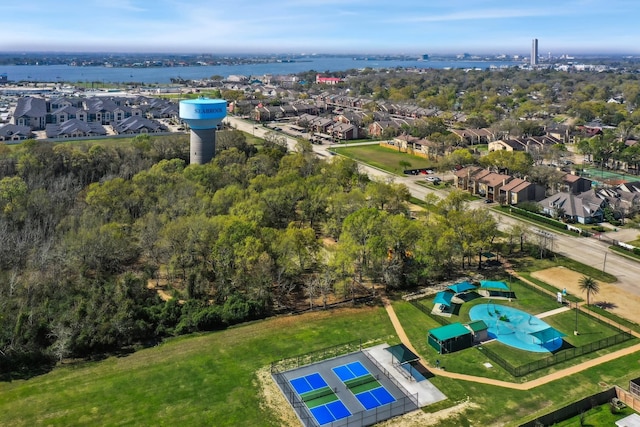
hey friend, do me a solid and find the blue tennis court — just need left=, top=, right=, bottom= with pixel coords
left=355, top=386, right=396, bottom=410
left=332, top=361, right=370, bottom=381
left=310, top=400, right=352, bottom=425
left=290, top=372, right=328, bottom=395
left=290, top=372, right=352, bottom=425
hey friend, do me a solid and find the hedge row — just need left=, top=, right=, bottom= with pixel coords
left=506, top=206, right=569, bottom=231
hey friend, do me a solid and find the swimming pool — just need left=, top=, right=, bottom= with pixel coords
left=469, top=304, right=564, bottom=353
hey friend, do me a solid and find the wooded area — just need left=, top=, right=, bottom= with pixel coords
left=0, top=130, right=501, bottom=378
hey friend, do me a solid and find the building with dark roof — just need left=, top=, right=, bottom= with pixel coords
left=112, top=117, right=166, bottom=135
left=539, top=191, right=605, bottom=224
left=0, top=124, right=33, bottom=142
left=12, top=97, right=47, bottom=129
left=45, top=119, right=106, bottom=139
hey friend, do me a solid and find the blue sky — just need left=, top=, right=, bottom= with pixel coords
left=2, top=0, right=638, bottom=55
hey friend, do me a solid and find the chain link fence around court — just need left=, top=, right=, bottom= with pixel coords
left=270, top=340, right=365, bottom=373
left=270, top=342, right=420, bottom=427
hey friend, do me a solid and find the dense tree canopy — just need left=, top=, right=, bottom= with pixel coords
left=0, top=131, right=499, bottom=377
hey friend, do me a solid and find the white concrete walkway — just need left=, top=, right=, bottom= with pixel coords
left=536, top=306, right=571, bottom=319
left=365, top=343, right=447, bottom=407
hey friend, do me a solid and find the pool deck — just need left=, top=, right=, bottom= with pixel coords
left=382, top=296, right=640, bottom=391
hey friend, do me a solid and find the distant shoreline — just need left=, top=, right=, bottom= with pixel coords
left=0, top=58, right=523, bottom=84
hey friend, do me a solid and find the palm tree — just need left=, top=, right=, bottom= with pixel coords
left=578, top=276, right=600, bottom=306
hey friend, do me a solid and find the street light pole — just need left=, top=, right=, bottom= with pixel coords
left=603, top=252, right=607, bottom=273
left=574, top=301, right=579, bottom=335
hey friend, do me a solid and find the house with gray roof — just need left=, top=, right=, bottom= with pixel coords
left=12, top=97, right=47, bottom=129
left=0, top=124, right=33, bottom=142
left=45, top=119, right=106, bottom=139
left=539, top=191, right=605, bottom=224
left=49, top=105, right=81, bottom=124
left=112, top=117, right=166, bottom=135
left=596, top=186, right=640, bottom=220
left=329, top=122, right=358, bottom=140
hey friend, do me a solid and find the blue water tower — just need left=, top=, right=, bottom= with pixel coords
left=179, top=98, right=227, bottom=164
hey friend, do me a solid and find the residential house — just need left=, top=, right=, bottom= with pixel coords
left=0, top=124, right=33, bottom=142
left=12, top=97, right=47, bottom=129
left=451, top=128, right=496, bottom=145
left=369, top=120, right=401, bottom=138
left=596, top=188, right=640, bottom=220
left=560, top=173, right=592, bottom=194
left=476, top=171, right=513, bottom=201
left=329, top=122, right=358, bottom=141
left=316, top=75, right=342, bottom=85
left=453, top=166, right=491, bottom=194
left=499, top=177, right=546, bottom=205
left=45, top=119, right=106, bottom=139
left=539, top=191, right=605, bottom=224
left=488, top=135, right=561, bottom=153
left=113, top=117, right=166, bottom=135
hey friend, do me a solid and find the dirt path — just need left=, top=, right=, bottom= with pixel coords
left=382, top=296, right=640, bottom=391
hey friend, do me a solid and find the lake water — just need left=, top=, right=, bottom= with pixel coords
left=0, top=57, right=522, bottom=84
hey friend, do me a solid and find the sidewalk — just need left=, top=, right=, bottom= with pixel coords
left=382, top=296, right=640, bottom=391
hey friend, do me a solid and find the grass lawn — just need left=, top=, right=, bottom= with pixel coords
left=480, top=309, right=636, bottom=369
left=552, top=402, right=636, bottom=426
left=395, top=296, right=640, bottom=426
left=2, top=300, right=639, bottom=427
left=0, top=306, right=396, bottom=427
left=398, top=271, right=637, bottom=381
left=332, top=144, right=435, bottom=175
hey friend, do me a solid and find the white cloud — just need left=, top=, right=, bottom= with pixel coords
left=395, top=7, right=557, bottom=23
left=93, top=0, right=147, bottom=12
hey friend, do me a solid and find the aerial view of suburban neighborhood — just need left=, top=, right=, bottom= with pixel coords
left=3, top=2, right=640, bottom=426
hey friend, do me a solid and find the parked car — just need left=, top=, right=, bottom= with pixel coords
left=426, top=176, right=441, bottom=183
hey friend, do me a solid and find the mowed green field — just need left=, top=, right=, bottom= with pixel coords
left=392, top=298, right=640, bottom=426
left=0, top=307, right=395, bottom=427
left=332, top=145, right=435, bottom=174
left=1, top=299, right=639, bottom=427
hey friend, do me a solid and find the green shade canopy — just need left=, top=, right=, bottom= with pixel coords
left=447, top=281, right=476, bottom=294
left=480, top=280, right=509, bottom=291
left=466, top=320, right=488, bottom=332
left=530, top=327, right=566, bottom=343
left=428, top=323, right=471, bottom=341
left=385, top=343, right=420, bottom=364
left=434, top=291, right=453, bottom=307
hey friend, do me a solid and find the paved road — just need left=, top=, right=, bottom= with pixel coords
left=225, top=116, right=640, bottom=299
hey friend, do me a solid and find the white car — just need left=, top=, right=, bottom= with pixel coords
left=426, top=176, right=441, bottom=183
